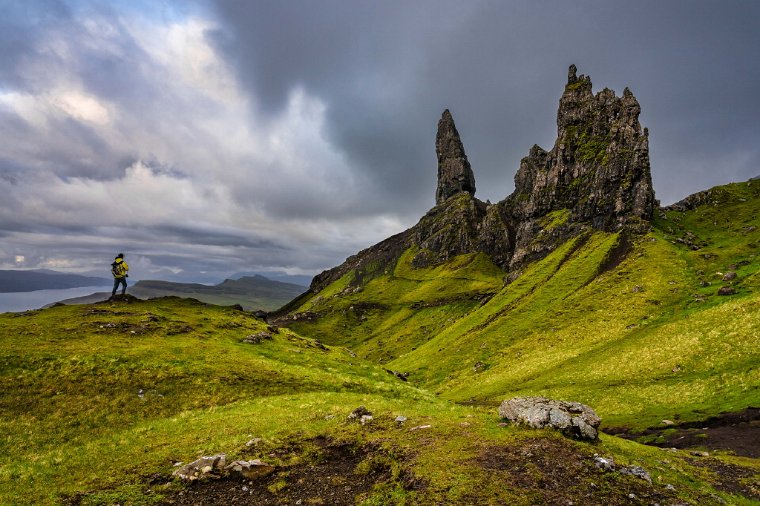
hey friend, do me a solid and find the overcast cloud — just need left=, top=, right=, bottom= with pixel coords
left=1, top=0, right=758, bottom=283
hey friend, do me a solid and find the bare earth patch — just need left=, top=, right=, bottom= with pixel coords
left=606, top=408, right=760, bottom=458
left=473, top=437, right=678, bottom=505
left=162, top=438, right=392, bottom=505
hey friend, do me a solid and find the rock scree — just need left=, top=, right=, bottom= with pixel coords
left=499, top=396, right=602, bottom=440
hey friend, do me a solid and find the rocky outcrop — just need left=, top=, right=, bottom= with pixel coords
left=436, top=109, right=476, bottom=205
left=499, top=396, right=602, bottom=440
left=172, top=454, right=274, bottom=482
left=503, top=64, right=655, bottom=271
left=288, top=65, right=656, bottom=298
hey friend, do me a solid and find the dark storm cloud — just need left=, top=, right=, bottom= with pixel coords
left=2, top=0, right=759, bottom=281
left=210, top=0, right=760, bottom=207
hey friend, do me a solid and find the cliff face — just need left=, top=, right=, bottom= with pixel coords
left=304, top=66, right=656, bottom=293
left=503, top=64, right=656, bottom=272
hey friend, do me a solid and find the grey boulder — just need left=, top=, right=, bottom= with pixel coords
left=498, top=396, right=601, bottom=440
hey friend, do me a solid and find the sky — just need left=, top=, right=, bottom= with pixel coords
left=1, top=0, right=759, bottom=283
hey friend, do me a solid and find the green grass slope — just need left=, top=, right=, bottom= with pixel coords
left=1, top=297, right=757, bottom=505
left=0, top=297, right=425, bottom=504
left=284, top=249, right=505, bottom=362
left=288, top=179, right=760, bottom=430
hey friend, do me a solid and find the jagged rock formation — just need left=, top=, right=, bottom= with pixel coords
left=294, top=66, right=656, bottom=297
left=504, top=63, right=656, bottom=272
left=436, top=109, right=476, bottom=205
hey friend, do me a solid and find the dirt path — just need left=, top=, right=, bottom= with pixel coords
left=605, top=407, right=760, bottom=458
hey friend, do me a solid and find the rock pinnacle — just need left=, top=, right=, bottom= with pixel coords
left=435, top=109, right=476, bottom=205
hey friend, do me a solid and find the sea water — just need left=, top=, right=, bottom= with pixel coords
left=0, top=286, right=111, bottom=313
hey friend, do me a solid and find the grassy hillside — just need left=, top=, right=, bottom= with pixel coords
left=1, top=297, right=757, bottom=504
left=286, top=180, right=760, bottom=430
left=0, top=297, right=423, bottom=504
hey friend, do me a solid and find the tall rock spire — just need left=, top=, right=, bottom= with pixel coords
left=435, top=109, right=476, bottom=205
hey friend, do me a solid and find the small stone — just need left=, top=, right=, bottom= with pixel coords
left=173, top=454, right=227, bottom=481
left=593, top=454, right=615, bottom=471
left=347, top=406, right=372, bottom=421
left=620, top=465, right=652, bottom=484
left=245, top=438, right=263, bottom=447
left=665, top=484, right=676, bottom=491
left=721, top=271, right=737, bottom=281
left=661, top=419, right=675, bottom=426
left=395, top=415, right=407, bottom=424
left=717, top=286, right=736, bottom=296
left=224, top=459, right=274, bottom=479
left=360, top=414, right=373, bottom=425
left=242, top=332, right=273, bottom=344
left=410, top=424, right=432, bottom=431
left=690, top=451, right=709, bottom=457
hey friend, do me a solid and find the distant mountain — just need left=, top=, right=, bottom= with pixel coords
left=55, top=274, right=307, bottom=312
left=0, top=270, right=110, bottom=293
left=229, top=271, right=313, bottom=287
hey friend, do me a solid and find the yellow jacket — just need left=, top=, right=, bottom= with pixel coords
left=112, top=258, right=129, bottom=278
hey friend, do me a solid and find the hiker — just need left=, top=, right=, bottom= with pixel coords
left=110, top=253, right=129, bottom=299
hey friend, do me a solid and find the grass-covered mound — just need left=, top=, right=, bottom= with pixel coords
left=0, top=296, right=757, bottom=504
left=0, top=297, right=425, bottom=504
left=286, top=179, right=760, bottom=430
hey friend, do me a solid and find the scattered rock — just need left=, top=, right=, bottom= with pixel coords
left=395, top=416, right=408, bottom=424
left=409, top=424, right=432, bottom=431
left=665, top=484, right=676, bottom=491
left=472, top=361, right=488, bottom=373
left=632, top=285, right=644, bottom=293
left=245, top=438, right=263, bottom=447
left=593, top=454, right=615, bottom=471
left=225, top=459, right=274, bottom=480
left=385, top=369, right=409, bottom=381
left=359, top=415, right=373, bottom=425
left=690, top=450, right=710, bottom=457
left=620, top=465, right=652, bottom=484
left=173, top=454, right=227, bottom=481
left=242, top=332, right=273, bottom=344
left=498, top=396, right=601, bottom=440
left=661, top=419, right=675, bottom=426
left=347, top=406, right=372, bottom=421
left=717, top=286, right=736, bottom=296
left=722, top=271, right=737, bottom=281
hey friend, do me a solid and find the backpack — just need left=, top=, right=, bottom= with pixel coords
left=111, top=261, right=126, bottom=277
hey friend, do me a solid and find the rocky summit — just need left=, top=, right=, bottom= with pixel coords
left=435, top=109, right=476, bottom=205
left=303, top=65, right=657, bottom=293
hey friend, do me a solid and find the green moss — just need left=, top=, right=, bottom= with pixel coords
left=539, top=208, right=571, bottom=231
